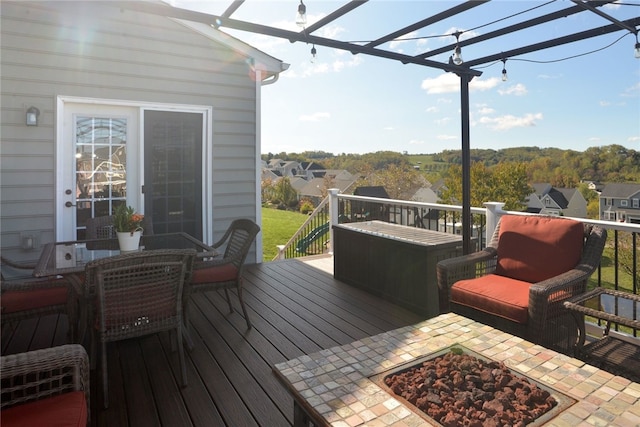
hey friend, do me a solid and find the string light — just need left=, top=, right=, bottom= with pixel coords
left=311, top=45, right=317, bottom=62
left=296, top=0, right=307, bottom=27
left=452, top=31, right=463, bottom=65
left=501, top=58, right=508, bottom=82
left=634, top=33, right=640, bottom=59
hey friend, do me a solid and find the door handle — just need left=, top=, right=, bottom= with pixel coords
left=65, top=201, right=76, bottom=208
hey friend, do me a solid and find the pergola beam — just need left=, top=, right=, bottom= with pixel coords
left=365, top=0, right=488, bottom=49
left=303, top=0, right=368, bottom=35
left=416, top=0, right=616, bottom=60
left=465, top=17, right=640, bottom=67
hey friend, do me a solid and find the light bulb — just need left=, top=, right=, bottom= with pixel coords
left=311, top=45, right=317, bottom=63
left=452, top=46, right=463, bottom=65
left=296, top=1, right=307, bottom=27
left=502, top=68, right=508, bottom=81
left=635, top=42, right=640, bottom=59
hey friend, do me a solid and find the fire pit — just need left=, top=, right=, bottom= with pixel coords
left=373, top=346, right=575, bottom=427
left=274, top=313, right=640, bottom=427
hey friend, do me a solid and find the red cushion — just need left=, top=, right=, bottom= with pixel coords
left=451, top=274, right=531, bottom=324
left=192, top=263, right=238, bottom=284
left=1, top=283, right=68, bottom=314
left=1, top=391, right=87, bottom=427
left=495, top=215, right=584, bottom=283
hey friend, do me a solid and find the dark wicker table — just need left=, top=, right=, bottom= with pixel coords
left=34, top=233, right=217, bottom=354
left=564, top=287, right=640, bottom=381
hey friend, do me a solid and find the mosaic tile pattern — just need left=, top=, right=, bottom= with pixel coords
left=274, top=313, right=640, bottom=426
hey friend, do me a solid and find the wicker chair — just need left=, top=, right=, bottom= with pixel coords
left=437, top=215, right=607, bottom=353
left=1, top=344, right=90, bottom=426
left=85, top=214, right=154, bottom=249
left=1, top=256, right=37, bottom=279
left=185, top=219, right=260, bottom=335
left=1, top=257, right=75, bottom=342
left=85, top=249, right=196, bottom=408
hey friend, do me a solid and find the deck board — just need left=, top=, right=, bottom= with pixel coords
left=1, top=256, right=425, bottom=426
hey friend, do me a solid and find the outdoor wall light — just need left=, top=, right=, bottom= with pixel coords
left=26, top=106, right=40, bottom=126
left=296, top=0, right=306, bottom=27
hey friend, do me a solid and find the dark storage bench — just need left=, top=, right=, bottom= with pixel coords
left=333, top=221, right=465, bottom=317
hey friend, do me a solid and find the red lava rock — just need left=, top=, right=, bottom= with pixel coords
left=383, top=351, right=557, bottom=426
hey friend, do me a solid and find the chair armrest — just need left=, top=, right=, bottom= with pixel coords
left=528, top=263, right=598, bottom=342
left=436, top=247, right=497, bottom=312
left=1, top=276, right=71, bottom=293
left=1, top=344, right=90, bottom=411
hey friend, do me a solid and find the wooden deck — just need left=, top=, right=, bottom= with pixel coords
left=1, top=256, right=424, bottom=426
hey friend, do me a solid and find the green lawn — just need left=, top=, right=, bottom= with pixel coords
left=261, top=207, right=309, bottom=262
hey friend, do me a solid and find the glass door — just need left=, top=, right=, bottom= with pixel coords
left=143, top=110, right=203, bottom=239
left=75, top=116, right=129, bottom=239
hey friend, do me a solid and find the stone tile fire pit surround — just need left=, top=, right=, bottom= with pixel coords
left=274, top=313, right=640, bottom=427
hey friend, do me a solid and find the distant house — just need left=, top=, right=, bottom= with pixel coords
left=266, top=159, right=306, bottom=178
left=581, top=180, right=605, bottom=194
left=527, top=184, right=587, bottom=218
left=261, top=161, right=358, bottom=205
left=600, top=182, right=640, bottom=223
left=1, top=1, right=288, bottom=263
left=351, top=186, right=390, bottom=221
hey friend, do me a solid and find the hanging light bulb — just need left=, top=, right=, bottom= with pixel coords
left=310, top=45, right=317, bottom=63
left=451, top=32, right=463, bottom=65
left=635, top=33, right=640, bottom=58
left=501, top=59, right=508, bottom=82
left=296, top=0, right=307, bottom=27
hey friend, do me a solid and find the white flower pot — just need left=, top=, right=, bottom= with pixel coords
left=117, top=230, right=142, bottom=252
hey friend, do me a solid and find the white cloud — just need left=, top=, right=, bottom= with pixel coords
left=537, top=73, right=562, bottom=80
left=478, top=113, right=543, bottom=130
left=589, top=137, right=602, bottom=141
left=389, top=31, right=419, bottom=52
left=628, top=136, right=640, bottom=142
left=300, top=112, right=331, bottom=122
left=409, top=139, right=425, bottom=145
left=622, top=82, right=640, bottom=97
left=383, top=126, right=395, bottom=131
left=435, top=117, right=451, bottom=126
left=477, top=106, right=494, bottom=115
left=470, top=77, right=500, bottom=92
left=426, top=106, right=439, bottom=113
left=437, top=134, right=458, bottom=140
left=421, top=73, right=460, bottom=94
left=600, top=101, right=612, bottom=107
left=332, top=54, right=363, bottom=72
left=498, top=83, right=527, bottom=96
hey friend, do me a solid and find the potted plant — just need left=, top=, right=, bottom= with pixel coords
left=113, top=205, right=144, bottom=251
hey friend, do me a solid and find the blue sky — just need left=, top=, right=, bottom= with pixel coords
left=173, top=1, right=640, bottom=155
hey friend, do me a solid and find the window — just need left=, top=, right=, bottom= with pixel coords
left=633, top=198, right=639, bottom=208
left=621, top=200, right=628, bottom=207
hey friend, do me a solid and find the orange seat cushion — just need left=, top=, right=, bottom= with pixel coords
left=451, top=274, right=531, bottom=324
left=495, top=215, right=584, bottom=283
left=192, top=264, right=238, bottom=284
left=1, top=283, right=68, bottom=314
left=1, top=391, right=87, bottom=427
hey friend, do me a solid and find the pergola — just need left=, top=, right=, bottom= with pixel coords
left=109, top=0, right=639, bottom=253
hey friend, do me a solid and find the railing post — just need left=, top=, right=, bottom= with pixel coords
left=328, top=188, right=340, bottom=254
left=276, top=245, right=285, bottom=260
left=484, top=202, right=506, bottom=246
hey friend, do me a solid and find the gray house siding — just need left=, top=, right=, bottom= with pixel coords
left=1, top=1, right=284, bottom=263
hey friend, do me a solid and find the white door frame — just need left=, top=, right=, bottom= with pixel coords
left=56, top=95, right=213, bottom=243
